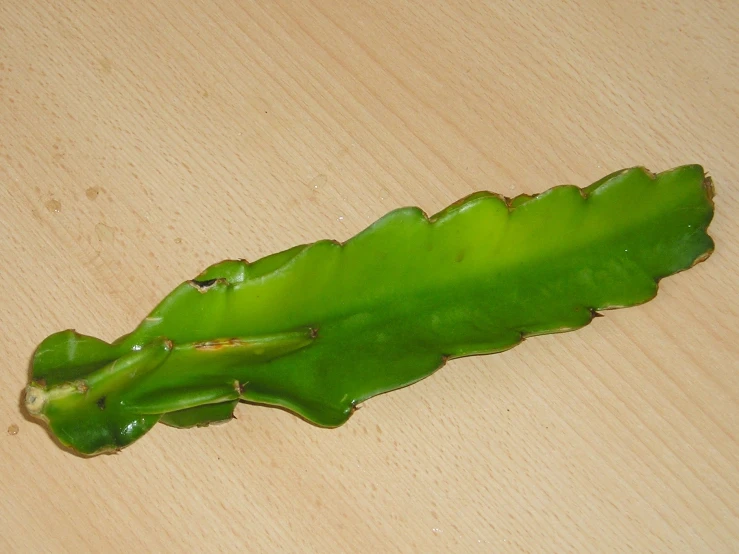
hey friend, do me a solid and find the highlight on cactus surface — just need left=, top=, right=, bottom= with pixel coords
left=24, top=165, right=715, bottom=456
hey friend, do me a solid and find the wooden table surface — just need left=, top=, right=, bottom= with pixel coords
left=1, top=2, right=737, bottom=552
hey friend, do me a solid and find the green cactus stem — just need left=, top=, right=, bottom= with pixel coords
left=25, top=165, right=715, bottom=456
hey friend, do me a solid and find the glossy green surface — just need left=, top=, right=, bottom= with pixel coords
left=25, top=165, right=715, bottom=455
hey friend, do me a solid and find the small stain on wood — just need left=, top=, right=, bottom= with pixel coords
left=85, top=186, right=100, bottom=200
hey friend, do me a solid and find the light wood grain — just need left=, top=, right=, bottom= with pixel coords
left=1, top=1, right=737, bottom=552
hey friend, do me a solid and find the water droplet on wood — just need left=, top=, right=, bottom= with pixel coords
left=7, top=423, right=19, bottom=436
left=98, top=57, right=112, bottom=74
left=45, top=199, right=61, bottom=213
left=86, top=187, right=100, bottom=200
left=95, top=223, right=115, bottom=243
left=309, top=174, right=327, bottom=190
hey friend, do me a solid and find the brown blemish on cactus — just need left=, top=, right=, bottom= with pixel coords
left=189, top=278, right=224, bottom=293
left=194, top=338, right=246, bottom=350
left=690, top=248, right=714, bottom=268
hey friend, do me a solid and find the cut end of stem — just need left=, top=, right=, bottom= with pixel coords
left=25, top=385, right=48, bottom=416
